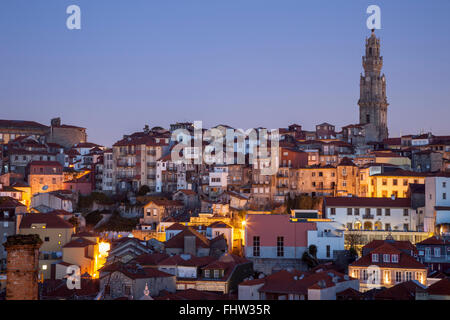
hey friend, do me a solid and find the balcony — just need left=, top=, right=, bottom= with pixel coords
left=362, top=214, right=374, bottom=219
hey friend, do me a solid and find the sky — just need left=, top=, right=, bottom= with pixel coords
left=0, top=0, right=449, bottom=147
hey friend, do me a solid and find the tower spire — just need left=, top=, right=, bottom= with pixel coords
left=358, top=30, right=389, bottom=142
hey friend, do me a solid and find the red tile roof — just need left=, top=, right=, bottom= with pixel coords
left=208, top=221, right=232, bottom=229
left=28, top=160, right=63, bottom=167
left=0, top=119, right=49, bottom=129
left=165, top=228, right=210, bottom=249
left=100, top=262, right=174, bottom=280
left=0, top=196, right=26, bottom=209
left=130, top=253, right=170, bottom=266
left=363, top=240, right=418, bottom=255
left=63, top=237, right=97, bottom=248
left=351, top=244, right=425, bottom=269
left=427, top=278, right=450, bottom=296
left=155, top=289, right=230, bottom=300
left=166, top=223, right=188, bottom=231
left=325, top=197, right=411, bottom=208
left=417, top=236, right=449, bottom=245
left=374, top=281, right=425, bottom=300
left=19, top=213, right=74, bottom=229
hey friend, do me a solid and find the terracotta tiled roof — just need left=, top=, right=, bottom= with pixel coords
left=158, top=254, right=216, bottom=267
left=417, top=236, right=449, bottom=246
left=363, top=240, right=418, bottom=255
left=176, top=189, right=197, bottom=196
left=166, top=223, right=187, bottom=231
left=100, top=262, right=173, bottom=280
left=338, top=157, right=357, bottom=167
left=0, top=196, right=26, bottom=209
left=19, top=213, right=74, bottom=229
left=165, top=228, right=210, bottom=249
left=63, top=237, right=96, bottom=248
left=325, top=197, right=411, bottom=208
left=427, top=278, right=450, bottom=296
left=148, top=199, right=184, bottom=207
left=374, top=281, right=425, bottom=300
left=28, top=160, right=63, bottom=167
left=351, top=245, right=425, bottom=269
left=130, top=253, right=170, bottom=266
left=42, top=279, right=99, bottom=299
left=0, top=119, right=49, bottom=129
left=208, top=221, right=232, bottom=229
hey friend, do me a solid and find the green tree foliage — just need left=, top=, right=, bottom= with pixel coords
left=137, top=185, right=151, bottom=196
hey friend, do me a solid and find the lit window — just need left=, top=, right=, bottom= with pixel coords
left=42, top=265, right=47, bottom=270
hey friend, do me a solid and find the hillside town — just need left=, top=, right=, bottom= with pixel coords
left=1, top=30, right=449, bottom=301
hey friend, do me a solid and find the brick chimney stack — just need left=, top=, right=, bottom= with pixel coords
left=4, top=234, right=42, bottom=300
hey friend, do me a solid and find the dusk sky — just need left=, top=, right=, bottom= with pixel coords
left=1, top=0, right=449, bottom=147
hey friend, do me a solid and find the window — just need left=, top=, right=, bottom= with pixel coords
left=42, top=265, right=47, bottom=270
left=44, top=237, right=50, bottom=242
left=326, top=245, right=331, bottom=258
left=365, top=208, right=371, bottom=216
left=443, top=182, right=447, bottom=188
left=253, top=236, right=260, bottom=257
left=204, top=270, right=210, bottom=278
left=124, top=286, right=131, bottom=296
left=383, top=254, right=390, bottom=263
left=393, top=179, right=398, bottom=186
left=213, top=270, right=220, bottom=278
left=385, top=209, right=390, bottom=216
left=362, top=270, right=368, bottom=280
left=347, top=208, right=352, bottom=216
left=376, top=208, right=382, bottom=216
left=434, top=248, right=441, bottom=257
left=395, top=271, right=402, bottom=283
left=405, top=272, right=412, bottom=281
left=425, top=247, right=431, bottom=257
left=444, top=193, right=447, bottom=200
left=330, top=208, right=336, bottom=215
left=385, top=223, right=391, bottom=231
left=403, top=224, right=409, bottom=231
left=354, top=208, right=360, bottom=216
left=403, top=209, right=409, bottom=216
left=382, top=179, right=387, bottom=186
left=277, top=236, right=284, bottom=257
left=372, top=254, right=379, bottom=262
left=403, top=179, right=408, bottom=186
left=391, top=254, right=399, bottom=263
left=153, top=208, right=157, bottom=216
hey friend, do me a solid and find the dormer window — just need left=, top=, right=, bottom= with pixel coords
left=372, top=253, right=379, bottom=262
left=383, top=254, right=390, bottom=263
left=391, top=254, right=399, bottom=263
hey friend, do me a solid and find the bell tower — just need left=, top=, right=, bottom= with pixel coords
left=358, top=29, right=389, bottom=142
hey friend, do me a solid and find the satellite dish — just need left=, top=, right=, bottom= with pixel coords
left=42, top=185, right=49, bottom=191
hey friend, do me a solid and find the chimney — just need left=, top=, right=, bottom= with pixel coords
left=50, top=117, right=61, bottom=127
left=4, top=234, right=42, bottom=300
left=183, top=235, right=196, bottom=256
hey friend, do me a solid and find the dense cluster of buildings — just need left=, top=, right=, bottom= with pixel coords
left=1, top=30, right=449, bottom=300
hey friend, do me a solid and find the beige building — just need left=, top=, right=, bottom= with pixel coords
left=61, top=232, right=100, bottom=278
left=27, top=161, right=64, bottom=196
left=18, top=213, right=75, bottom=279
left=367, top=170, right=426, bottom=198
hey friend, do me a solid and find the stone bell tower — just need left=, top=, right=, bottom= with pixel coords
left=358, top=29, right=389, bottom=142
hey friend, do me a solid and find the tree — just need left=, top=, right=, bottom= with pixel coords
left=68, top=217, right=79, bottom=231
left=137, top=185, right=150, bottom=196
left=308, top=244, right=318, bottom=258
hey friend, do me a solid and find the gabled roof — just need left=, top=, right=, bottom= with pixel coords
left=99, top=262, right=173, bottom=280
left=374, top=281, right=426, bottom=300
left=63, top=237, right=96, bottom=248
left=19, top=213, right=74, bottom=229
left=0, top=196, right=26, bottom=209
left=165, top=227, right=210, bottom=249
left=166, top=223, right=188, bottom=231
left=208, top=221, right=232, bottom=229
left=363, top=240, right=418, bottom=254
left=351, top=243, right=425, bottom=269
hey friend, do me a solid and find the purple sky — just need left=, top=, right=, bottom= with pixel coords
left=1, top=0, right=449, bottom=146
